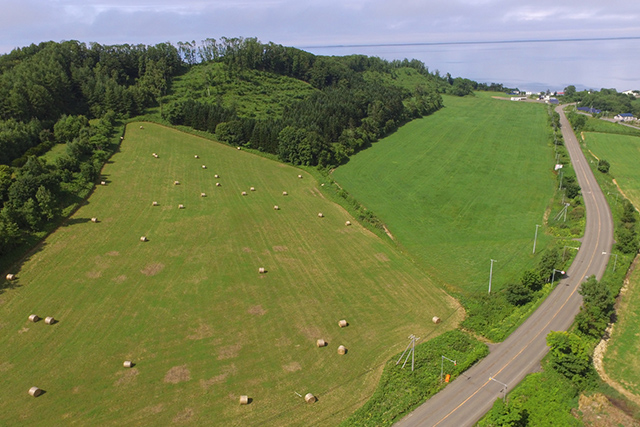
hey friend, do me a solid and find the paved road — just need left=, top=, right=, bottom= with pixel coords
left=395, top=105, right=614, bottom=426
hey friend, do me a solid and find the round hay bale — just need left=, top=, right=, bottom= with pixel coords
left=239, top=395, right=249, bottom=405
left=152, top=153, right=157, bottom=157
left=337, top=345, right=347, bottom=355
left=298, top=175, right=303, bottom=179
left=120, top=136, right=124, bottom=140
left=241, top=191, right=247, bottom=196
left=273, top=205, right=279, bottom=210
left=345, top=221, right=351, bottom=226
left=140, top=236, right=148, bottom=242
left=216, top=182, right=221, bottom=187
left=316, top=339, right=326, bottom=347
left=237, top=147, right=241, bottom=150
left=139, top=125, right=144, bottom=129
left=44, top=316, right=55, bottom=325
left=201, top=193, right=206, bottom=197
left=432, top=316, right=441, bottom=324
left=258, top=267, right=266, bottom=274
left=305, top=393, right=316, bottom=403
left=28, top=387, right=43, bottom=397
left=318, top=213, right=324, bottom=218
left=28, top=314, right=40, bottom=323
left=194, top=155, right=199, bottom=158
left=250, top=187, right=255, bottom=191
left=123, top=360, right=134, bottom=368
left=338, top=319, right=348, bottom=328
left=214, top=174, right=219, bottom=178
left=6, top=273, right=15, bottom=281
left=202, top=165, right=206, bottom=169
left=152, top=201, right=158, bottom=206
left=91, top=217, right=98, bottom=223
left=174, top=181, right=180, bottom=185
left=100, top=181, right=106, bottom=186
left=178, top=204, right=184, bottom=209
left=282, top=191, right=288, bottom=196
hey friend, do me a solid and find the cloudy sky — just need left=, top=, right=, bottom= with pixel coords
left=1, top=0, right=639, bottom=92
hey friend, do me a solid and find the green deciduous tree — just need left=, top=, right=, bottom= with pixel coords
left=575, top=276, right=615, bottom=338
left=546, top=331, right=595, bottom=388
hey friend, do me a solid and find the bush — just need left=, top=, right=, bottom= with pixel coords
left=505, top=282, right=533, bottom=306
left=597, top=159, right=610, bottom=173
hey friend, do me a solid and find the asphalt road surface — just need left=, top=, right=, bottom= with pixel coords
left=395, top=105, right=614, bottom=427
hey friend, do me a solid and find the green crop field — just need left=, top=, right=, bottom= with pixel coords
left=0, top=123, right=458, bottom=426
left=586, top=131, right=640, bottom=396
left=332, top=94, right=555, bottom=294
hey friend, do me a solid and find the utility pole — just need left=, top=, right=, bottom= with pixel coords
left=489, top=376, right=509, bottom=404
left=488, top=259, right=497, bottom=294
left=440, top=356, right=457, bottom=383
left=396, top=335, right=420, bottom=372
left=533, top=224, right=541, bottom=254
left=558, top=171, right=564, bottom=190
left=602, top=252, right=618, bottom=272
left=552, top=268, right=565, bottom=284
left=563, top=245, right=579, bottom=261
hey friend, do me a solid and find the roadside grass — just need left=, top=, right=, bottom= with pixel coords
left=477, top=358, right=582, bottom=427
left=332, top=94, right=555, bottom=297
left=341, top=330, right=488, bottom=427
left=605, top=268, right=640, bottom=396
left=0, top=122, right=459, bottom=426
left=583, top=116, right=640, bottom=137
left=584, top=130, right=640, bottom=398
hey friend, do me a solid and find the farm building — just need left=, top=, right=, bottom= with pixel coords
left=614, top=113, right=636, bottom=122
left=577, top=106, right=601, bottom=115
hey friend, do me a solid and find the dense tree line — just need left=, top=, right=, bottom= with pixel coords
left=0, top=40, right=181, bottom=165
left=0, top=39, right=182, bottom=257
left=0, top=113, right=118, bottom=256
left=163, top=38, right=445, bottom=166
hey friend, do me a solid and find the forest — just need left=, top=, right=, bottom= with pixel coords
left=163, top=37, right=452, bottom=166
left=0, top=36, right=491, bottom=263
left=563, top=85, right=640, bottom=116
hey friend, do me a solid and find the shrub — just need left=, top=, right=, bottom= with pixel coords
left=597, top=159, right=610, bottom=173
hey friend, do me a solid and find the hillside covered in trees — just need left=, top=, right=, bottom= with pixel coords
left=0, top=36, right=496, bottom=261
left=161, top=38, right=453, bottom=167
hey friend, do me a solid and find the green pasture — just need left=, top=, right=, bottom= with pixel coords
left=584, top=132, right=640, bottom=205
left=586, top=130, right=640, bottom=396
left=0, top=123, right=458, bottom=426
left=332, top=95, right=555, bottom=294
left=605, top=270, right=640, bottom=397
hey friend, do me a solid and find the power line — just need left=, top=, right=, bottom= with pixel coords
left=300, top=35, right=640, bottom=50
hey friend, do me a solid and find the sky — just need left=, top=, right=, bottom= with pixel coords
left=1, top=0, right=639, bottom=92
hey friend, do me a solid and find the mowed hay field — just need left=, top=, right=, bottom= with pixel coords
left=333, top=94, right=554, bottom=294
left=0, top=123, right=458, bottom=426
left=587, top=131, right=640, bottom=396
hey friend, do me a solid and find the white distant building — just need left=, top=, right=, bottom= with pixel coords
left=614, top=113, right=636, bottom=122
left=623, top=90, right=639, bottom=98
